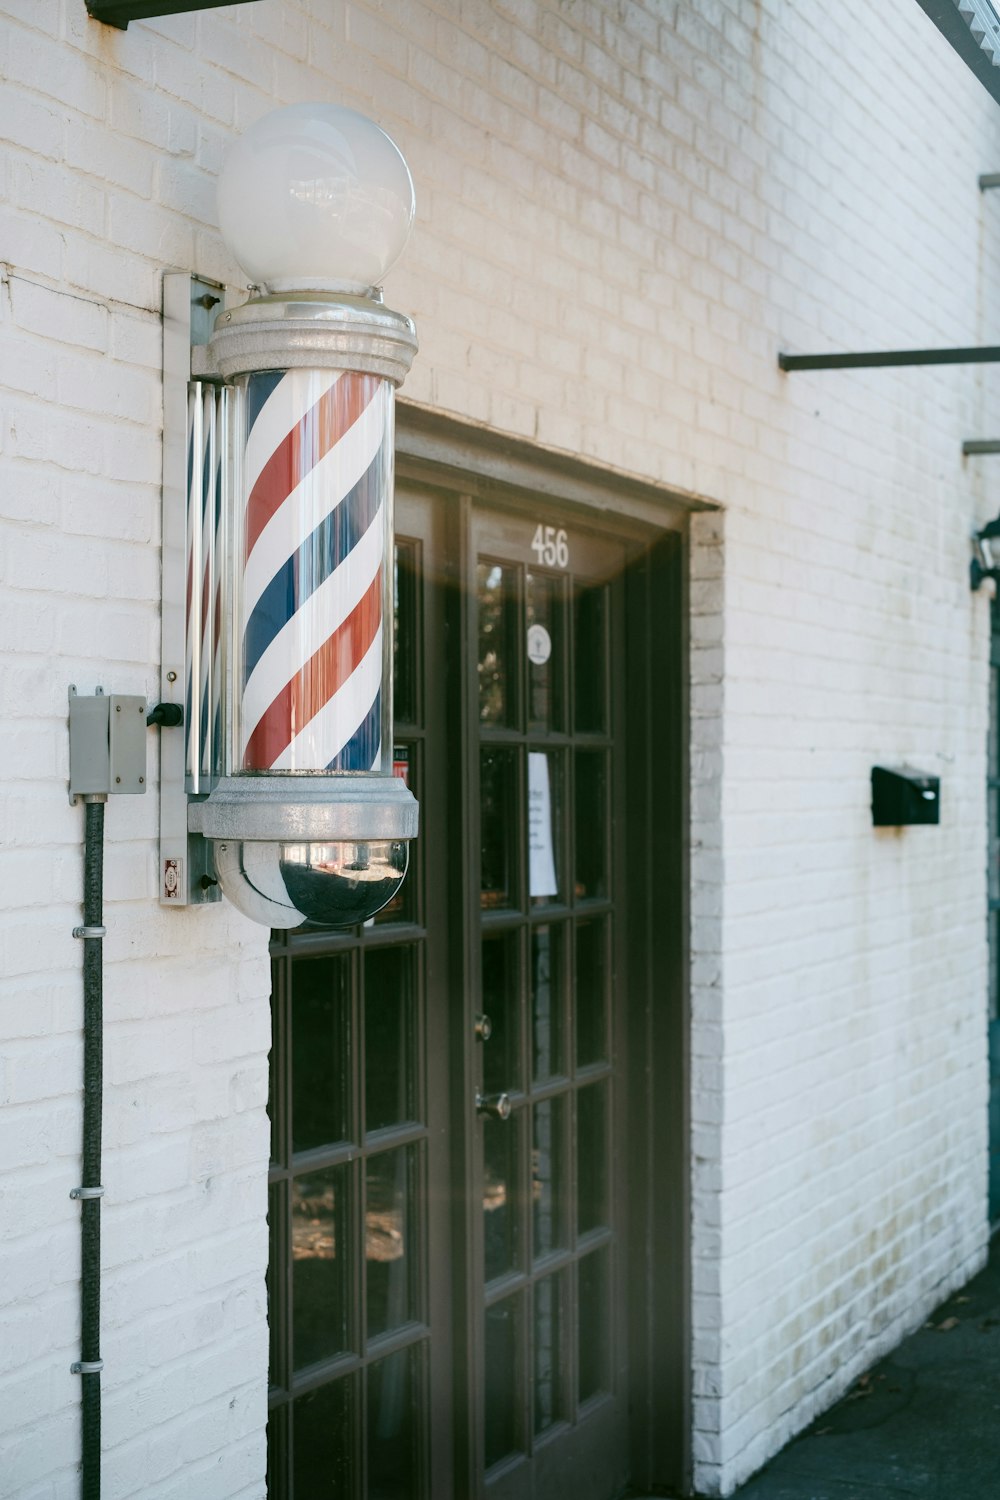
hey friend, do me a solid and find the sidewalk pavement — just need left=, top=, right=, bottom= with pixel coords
left=720, top=1233, right=1000, bottom=1499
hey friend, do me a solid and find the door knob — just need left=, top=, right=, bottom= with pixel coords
left=474, top=1013, right=492, bottom=1042
left=475, top=1091, right=511, bottom=1121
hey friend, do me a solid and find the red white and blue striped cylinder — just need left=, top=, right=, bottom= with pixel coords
left=235, top=368, right=393, bottom=777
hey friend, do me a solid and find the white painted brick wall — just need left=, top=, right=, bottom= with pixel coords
left=2, top=1, right=999, bottom=1496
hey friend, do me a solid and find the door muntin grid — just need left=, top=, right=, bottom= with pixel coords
left=475, top=516, right=622, bottom=1484
left=267, top=534, right=432, bottom=1500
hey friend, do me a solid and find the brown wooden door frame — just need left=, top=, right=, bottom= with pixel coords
left=411, top=461, right=690, bottom=1500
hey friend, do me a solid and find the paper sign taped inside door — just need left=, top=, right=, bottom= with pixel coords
left=528, top=751, right=558, bottom=898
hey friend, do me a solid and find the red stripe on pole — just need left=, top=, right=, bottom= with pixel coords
left=244, top=374, right=381, bottom=561
left=243, top=569, right=383, bottom=770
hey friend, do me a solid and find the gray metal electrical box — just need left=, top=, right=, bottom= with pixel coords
left=69, top=688, right=147, bottom=802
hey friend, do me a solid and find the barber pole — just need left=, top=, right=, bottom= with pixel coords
left=237, top=368, right=392, bottom=777
left=172, top=104, right=419, bottom=929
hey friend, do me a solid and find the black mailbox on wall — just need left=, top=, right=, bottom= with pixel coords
left=871, top=765, right=940, bottom=827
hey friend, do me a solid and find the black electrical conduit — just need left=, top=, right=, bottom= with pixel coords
left=73, top=796, right=106, bottom=1500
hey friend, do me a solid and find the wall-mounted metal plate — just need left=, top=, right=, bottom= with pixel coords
left=160, top=273, right=233, bottom=905
left=109, top=696, right=148, bottom=794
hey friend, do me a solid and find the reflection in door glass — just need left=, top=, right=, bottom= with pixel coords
left=484, top=1295, right=523, bottom=1469
left=478, top=562, right=517, bottom=726
left=533, top=1095, right=566, bottom=1259
left=577, top=1248, right=610, bottom=1404
left=368, top=1346, right=422, bottom=1499
left=394, top=541, right=419, bottom=726
left=534, top=1271, right=565, bottom=1435
left=531, top=925, right=565, bottom=1081
left=482, top=934, right=520, bottom=1095
left=575, top=920, right=609, bottom=1067
left=481, top=747, right=518, bottom=909
left=376, top=744, right=417, bottom=925
left=364, top=945, right=416, bottom=1132
left=577, top=1081, right=609, bottom=1236
left=268, top=1182, right=281, bottom=1385
left=573, top=581, right=607, bottom=733
left=291, top=955, right=351, bottom=1153
left=574, top=751, right=608, bottom=901
left=292, top=1166, right=349, bottom=1370
left=293, top=1375, right=353, bottom=1497
left=366, top=1146, right=417, bottom=1341
left=484, top=1111, right=520, bottom=1282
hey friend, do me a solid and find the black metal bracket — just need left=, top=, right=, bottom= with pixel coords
left=86, top=0, right=259, bottom=30
left=779, top=346, right=1000, bottom=372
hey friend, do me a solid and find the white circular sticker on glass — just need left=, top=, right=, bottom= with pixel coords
left=527, top=623, right=552, bottom=666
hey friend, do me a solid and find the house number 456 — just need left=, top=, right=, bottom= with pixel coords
left=531, top=524, right=569, bottom=569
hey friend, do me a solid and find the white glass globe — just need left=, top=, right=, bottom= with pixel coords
left=217, top=102, right=415, bottom=295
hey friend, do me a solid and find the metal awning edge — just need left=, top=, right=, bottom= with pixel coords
left=915, top=0, right=1000, bottom=108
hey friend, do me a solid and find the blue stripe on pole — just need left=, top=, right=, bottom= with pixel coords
left=246, top=371, right=284, bottom=435
left=328, top=688, right=381, bottom=772
left=242, top=446, right=385, bottom=682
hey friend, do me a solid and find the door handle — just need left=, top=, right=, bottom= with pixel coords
left=475, top=1090, right=511, bottom=1121
left=474, top=1013, right=492, bottom=1042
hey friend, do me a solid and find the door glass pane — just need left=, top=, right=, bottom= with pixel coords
left=368, top=1345, right=422, bottom=1499
left=484, top=1294, right=523, bottom=1469
left=366, top=1145, right=417, bottom=1341
left=482, top=933, right=521, bottom=1095
left=534, top=1271, right=565, bottom=1436
left=576, top=1081, right=609, bottom=1237
left=531, top=924, right=565, bottom=1082
left=528, top=749, right=562, bottom=907
left=268, top=1181, right=282, bottom=1389
left=365, top=945, right=416, bottom=1133
left=532, top=1095, right=566, bottom=1260
left=293, top=1375, right=354, bottom=1497
left=575, top=920, right=608, bottom=1067
left=394, top=540, right=418, bottom=726
left=269, top=959, right=281, bottom=1163
left=478, top=561, right=518, bottom=727
left=527, top=569, right=564, bottom=731
left=481, top=747, right=519, bottom=909
left=377, top=744, right=417, bottom=925
left=291, top=955, right=351, bottom=1153
left=577, top=1248, right=610, bottom=1404
left=484, top=1111, right=521, bottom=1282
left=573, top=581, right=607, bottom=733
left=574, top=751, right=608, bottom=902
left=292, top=1165, right=349, bottom=1369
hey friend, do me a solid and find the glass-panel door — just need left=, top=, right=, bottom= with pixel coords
left=268, top=486, right=661, bottom=1499
left=469, top=506, right=630, bottom=1500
